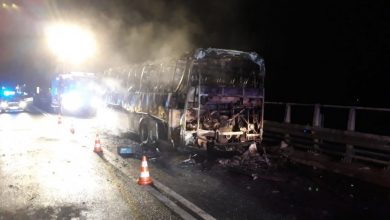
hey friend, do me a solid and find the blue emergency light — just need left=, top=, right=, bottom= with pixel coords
left=3, top=90, right=16, bottom=96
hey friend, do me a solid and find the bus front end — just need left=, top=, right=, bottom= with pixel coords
left=61, top=89, right=101, bottom=115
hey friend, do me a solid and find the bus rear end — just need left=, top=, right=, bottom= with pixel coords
left=183, top=48, right=265, bottom=153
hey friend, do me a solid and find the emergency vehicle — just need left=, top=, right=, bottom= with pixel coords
left=51, top=72, right=102, bottom=116
left=0, top=85, right=29, bottom=113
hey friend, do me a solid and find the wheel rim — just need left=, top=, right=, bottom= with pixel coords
left=140, top=125, right=149, bottom=144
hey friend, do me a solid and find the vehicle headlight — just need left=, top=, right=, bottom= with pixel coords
left=1, top=101, right=8, bottom=108
left=19, top=101, right=27, bottom=108
left=62, top=92, right=83, bottom=111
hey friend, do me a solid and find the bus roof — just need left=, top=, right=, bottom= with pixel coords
left=193, top=48, right=264, bottom=67
left=58, top=72, right=96, bottom=79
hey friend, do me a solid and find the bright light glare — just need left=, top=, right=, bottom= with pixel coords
left=3, top=91, right=15, bottom=96
left=1, top=102, right=8, bottom=108
left=19, top=101, right=27, bottom=109
left=62, top=92, right=83, bottom=111
left=90, top=97, right=102, bottom=108
left=45, top=23, right=96, bottom=64
left=103, top=78, right=120, bottom=90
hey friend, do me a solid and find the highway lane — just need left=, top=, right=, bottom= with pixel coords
left=0, top=107, right=179, bottom=219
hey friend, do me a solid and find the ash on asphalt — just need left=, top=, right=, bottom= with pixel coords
left=102, top=132, right=390, bottom=220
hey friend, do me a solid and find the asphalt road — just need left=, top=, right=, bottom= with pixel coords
left=0, top=106, right=179, bottom=220
left=2, top=104, right=390, bottom=220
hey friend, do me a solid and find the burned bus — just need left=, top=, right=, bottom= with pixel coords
left=105, top=48, right=265, bottom=152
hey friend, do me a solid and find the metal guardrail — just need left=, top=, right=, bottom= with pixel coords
left=265, top=101, right=390, bottom=112
left=263, top=102, right=390, bottom=169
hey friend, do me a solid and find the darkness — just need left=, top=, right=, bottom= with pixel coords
left=0, top=0, right=387, bottom=106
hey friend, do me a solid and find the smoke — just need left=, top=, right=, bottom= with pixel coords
left=1, top=0, right=203, bottom=86
left=123, top=23, right=192, bottom=61
left=95, top=19, right=194, bottom=68
left=59, top=0, right=200, bottom=70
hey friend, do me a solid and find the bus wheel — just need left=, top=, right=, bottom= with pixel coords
left=139, top=124, right=149, bottom=145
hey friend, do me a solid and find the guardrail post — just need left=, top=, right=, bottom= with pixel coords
left=281, top=103, right=291, bottom=148
left=312, top=104, right=322, bottom=151
left=284, top=103, right=291, bottom=123
left=344, top=107, right=356, bottom=163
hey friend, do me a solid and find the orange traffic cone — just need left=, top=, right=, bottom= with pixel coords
left=57, top=114, right=62, bottom=124
left=93, top=133, right=103, bottom=153
left=138, top=156, right=153, bottom=185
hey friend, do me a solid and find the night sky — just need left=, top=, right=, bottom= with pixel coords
left=0, top=0, right=387, bottom=106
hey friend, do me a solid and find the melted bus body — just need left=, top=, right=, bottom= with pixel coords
left=106, top=48, right=265, bottom=152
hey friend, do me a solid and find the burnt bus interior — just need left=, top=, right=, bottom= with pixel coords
left=184, top=51, right=265, bottom=152
left=104, top=49, right=265, bottom=152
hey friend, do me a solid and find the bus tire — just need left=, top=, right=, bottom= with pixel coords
left=139, top=124, right=149, bottom=145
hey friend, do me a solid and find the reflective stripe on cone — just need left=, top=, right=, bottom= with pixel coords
left=138, top=156, right=153, bottom=185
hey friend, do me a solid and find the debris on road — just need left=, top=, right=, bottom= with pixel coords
left=117, top=145, right=135, bottom=157
left=210, top=143, right=285, bottom=181
left=228, top=166, right=284, bottom=181
left=138, top=143, right=161, bottom=159
left=175, top=142, right=279, bottom=180
left=217, top=143, right=271, bottom=172
left=174, top=143, right=284, bottom=182
left=180, top=154, right=197, bottom=166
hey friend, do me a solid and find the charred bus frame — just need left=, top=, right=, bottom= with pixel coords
left=105, top=48, right=266, bottom=152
